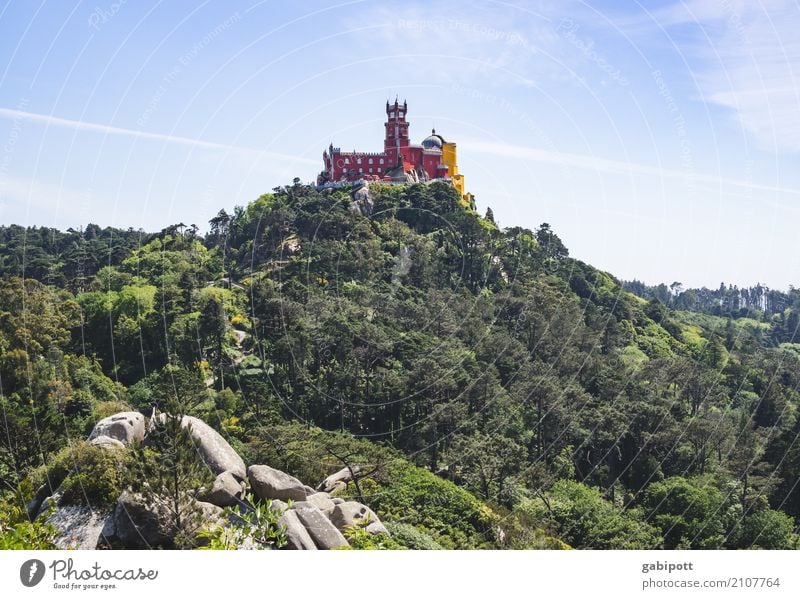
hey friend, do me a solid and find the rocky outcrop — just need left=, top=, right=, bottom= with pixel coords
left=179, top=415, right=247, bottom=480
left=43, top=412, right=389, bottom=550
left=48, top=506, right=114, bottom=549
left=114, top=490, right=223, bottom=548
left=114, top=490, right=174, bottom=548
left=202, top=470, right=246, bottom=507
left=330, top=501, right=388, bottom=535
left=89, top=435, right=125, bottom=450
left=305, top=492, right=335, bottom=515
left=278, top=509, right=316, bottom=550
left=248, top=465, right=307, bottom=502
left=88, top=412, right=145, bottom=446
left=317, top=465, right=360, bottom=493
left=350, top=184, right=374, bottom=215
left=291, top=502, right=348, bottom=549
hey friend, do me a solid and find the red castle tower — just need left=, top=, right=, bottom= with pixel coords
left=321, top=99, right=455, bottom=186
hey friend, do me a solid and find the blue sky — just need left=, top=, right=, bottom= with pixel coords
left=1, top=0, right=799, bottom=288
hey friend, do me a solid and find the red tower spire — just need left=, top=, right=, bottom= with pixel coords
left=384, top=98, right=409, bottom=165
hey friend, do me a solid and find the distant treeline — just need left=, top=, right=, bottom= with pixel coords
left=624, top=279, right=800, bottom=344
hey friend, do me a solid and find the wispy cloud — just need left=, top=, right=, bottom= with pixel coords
left=0, top=107, right=317, bottom=165
left=463, top=138, right=800, bottom=196
left=644, top=0, right=800, bottom=152
left=337, top=1, right=569, bottom=89
left=0, top=175, right=92, bottom=226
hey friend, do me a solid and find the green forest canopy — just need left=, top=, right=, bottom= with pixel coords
left=1, top=180, right=799, bottom=549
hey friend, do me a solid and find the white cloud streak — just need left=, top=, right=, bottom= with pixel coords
left=0, top=107, right=317, bottom=165
left=462, top=138, right=800, bottom=196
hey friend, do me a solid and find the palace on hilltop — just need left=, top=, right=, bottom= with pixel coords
left=320, top=99, right=470, bottom=201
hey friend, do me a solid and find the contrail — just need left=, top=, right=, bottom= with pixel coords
left=0, top=107, right=317, bottom=165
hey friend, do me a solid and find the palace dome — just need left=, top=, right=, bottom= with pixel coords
left=421, top=129, right=444, bottom=150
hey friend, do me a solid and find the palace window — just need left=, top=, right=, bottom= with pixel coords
left=379, top=158, right=384, bottom=164
left=368, top=158, right=373, bottom=164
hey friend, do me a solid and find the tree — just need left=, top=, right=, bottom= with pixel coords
left=642, top=477, right=727, bottom=549
left=129, top=369, right=213, bottom=548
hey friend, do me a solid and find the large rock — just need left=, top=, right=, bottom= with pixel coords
left=248, top=465, right=307, bottom=502
left=317, top=465, right=360, bottom=493
left=305, top=492, right=335, bottom=515
left=269, top=499, right=289, bottom=514
left=88, top=412, right=145, bottom=446
left=114, top=490, right=223, bottom=548
left=179, top=416, right=246, bottom=481
left=278, top=509, right=316, bottom=550
left=201, top=471, right=245, bottom=507
left=48, top=506, right=114, bottom=549
left=291, top=502, right=348, bottom=549
left=330, top=501, right=387, bottom=535
left=89, top=435, right=125, bottom=450
left=114, top=491, right=172, bottom=548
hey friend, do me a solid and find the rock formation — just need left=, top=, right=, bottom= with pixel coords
left=40, top=411, right=390, bottom=550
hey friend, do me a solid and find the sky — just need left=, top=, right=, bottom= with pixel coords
left=1, top=0, right=800, bottom=289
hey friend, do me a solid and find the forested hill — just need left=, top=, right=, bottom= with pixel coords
left=623, top=278, right=800, bottom=350
left=2, top=180, right=800, bottom=549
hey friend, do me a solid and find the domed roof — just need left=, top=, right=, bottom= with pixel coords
left=421, top=128, right=444, bottom=150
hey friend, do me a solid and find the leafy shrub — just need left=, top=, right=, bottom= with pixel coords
left=201, top=493, right=286, bottom=549
left=0, top=483, right=57, bottom=549
left=385, top=522, right=444, bottom=550
left=518, top=480, right=661, bottom=549
left=91, top=400, right=134, bottom=422
left=30, top=441, right=130, bottom=508
left=342, top=525, right=404, bottom=550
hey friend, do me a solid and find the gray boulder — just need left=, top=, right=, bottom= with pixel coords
left=317, top=465, right=360, bottom=493
left=269, top=499, right=289, bottom=514
left=48, top=506, right=114, bottom=549
left=330, top=501, right=387, bottom=535
left=305, top=492, right=335, bottom=514
left=202, top=471, right=245, bottom=507
left=292, top=502, right=349, bottom=549
left=366, top=520, right=390, bottom=535
left=88, top=412, right=145, bottom=446
left=248, top=465, right=307, bottom=502
left=180, top=416, right=246, bottom=480
left=89, top=435, right=125, bottom=450
left=114, top=491, right=172, bottom=548
left=114, top=490, right=223, bottom=548
left=278, top=509, right=316, bottom=550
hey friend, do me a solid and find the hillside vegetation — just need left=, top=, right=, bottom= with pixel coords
left=2, top=180, right=799, bottom=549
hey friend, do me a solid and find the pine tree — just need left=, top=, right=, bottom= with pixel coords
left=130, top=372, right=213, bottom=548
